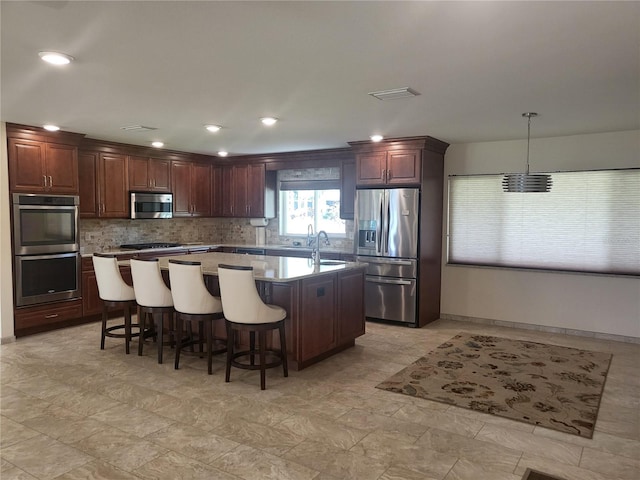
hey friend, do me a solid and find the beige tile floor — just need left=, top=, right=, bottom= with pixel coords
left=1, top=318, right=638, bottom=480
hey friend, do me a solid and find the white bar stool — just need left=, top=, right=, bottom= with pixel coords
left=168, top=259, right=226, bottom=374
left=92, top=253, right=139, bottom=354
left=217, top=264, right=288, bottom=390
left=130, top=257, right=175, bottom=364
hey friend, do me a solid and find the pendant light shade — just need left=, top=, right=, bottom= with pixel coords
left=503, top=113, right=552, bottom=193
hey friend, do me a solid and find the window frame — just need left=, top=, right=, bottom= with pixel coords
left=278, top=181, right=347, bottom=238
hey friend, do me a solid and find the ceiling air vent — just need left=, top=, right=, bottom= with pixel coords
left=120, top=125, right=157, bottom=132
left=368, top=87, right=420, bottom=101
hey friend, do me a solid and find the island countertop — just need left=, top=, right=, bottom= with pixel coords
left=154, top=252, right=365, bottom=282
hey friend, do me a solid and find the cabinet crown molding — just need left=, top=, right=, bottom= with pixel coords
left=348, top=136, right=449, bottom=155
left=6, top=123, right=86, bottom=146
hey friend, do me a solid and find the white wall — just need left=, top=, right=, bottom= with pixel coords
left=442, top=130, right=640, bottom=338
left=0, top=122, right=15, bottom=342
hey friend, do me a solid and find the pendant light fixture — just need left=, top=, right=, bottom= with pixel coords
left=502, top=112, right=552, bottom=192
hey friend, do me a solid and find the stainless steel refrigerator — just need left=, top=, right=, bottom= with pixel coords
left=355, top=188, right=420, bottom=325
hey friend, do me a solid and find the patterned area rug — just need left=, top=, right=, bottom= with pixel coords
left=376, top=333, right=612, bottom=438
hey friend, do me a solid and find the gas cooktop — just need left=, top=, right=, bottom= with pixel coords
left=120, top=242, right=182, bottom=250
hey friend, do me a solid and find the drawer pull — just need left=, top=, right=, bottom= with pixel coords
left=45, top=313, right=59, bottom=319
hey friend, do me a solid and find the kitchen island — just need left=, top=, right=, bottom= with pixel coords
left=156, top=252, right=366, bottom=370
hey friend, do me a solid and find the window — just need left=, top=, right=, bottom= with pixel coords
left=447, top=169, right=640, bottom=276
left=279, top=187, right=346, bottom=237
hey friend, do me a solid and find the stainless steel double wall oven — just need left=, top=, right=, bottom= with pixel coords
left=12, top=193, right=81, bottom=306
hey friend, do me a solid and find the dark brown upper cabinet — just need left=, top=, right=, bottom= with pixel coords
left=79, top=150, right=129, bottom=218
left=171, top=161, right=211, bottom=217
left=340, top=161, right=356, bottom=219
left=355, top=148, right=422, bottom=187
left=128, top=156, right=171, bottom=192
left=8, top=139, right=79, bottom=194
left=220, top=164, right=275, bottom=218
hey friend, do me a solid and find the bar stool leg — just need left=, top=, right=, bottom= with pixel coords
left=157, top=313, right=164, bottom=364
left=250, top=331, right=256, bottom=366
left=124, top=305, right=132, bottom=354
left=259, top=331, right=267, bottom=390
left=206, top=321, right=213, bottom=375
left=225, top=323, right=233, bottom=383
left=138, top=311, right=146, bottom=356
left=175, top=316, right=183, bottom=370
left=101, top=307, right=107, bottom=350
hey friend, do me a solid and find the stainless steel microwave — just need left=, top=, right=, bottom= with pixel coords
left=130, top=192, right=173, bottom=219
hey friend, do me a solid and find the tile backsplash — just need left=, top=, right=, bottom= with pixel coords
left=80, top=216, right=353, bottom=253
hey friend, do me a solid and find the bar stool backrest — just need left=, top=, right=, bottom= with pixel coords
left=130, top=258, right=173, bottom=308
left=93, top=254, right=135, bottom=302
left=168, top=260, right=221, bottom=314
left=217, top=265, right=264, bottom=323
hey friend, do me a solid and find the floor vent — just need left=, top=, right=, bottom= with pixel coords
left=522, top=468, right=567, bottom=480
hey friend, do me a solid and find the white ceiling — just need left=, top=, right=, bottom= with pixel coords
left=1, top=1, right=638, bottom=156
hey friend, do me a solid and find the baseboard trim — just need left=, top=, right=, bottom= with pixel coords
left=440, top=313, right=639, bottom=344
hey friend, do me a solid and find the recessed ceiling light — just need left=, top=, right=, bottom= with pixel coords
left=205, top=124, right=222, bottom=133
left=260, top=117, right=278, bottom=126
left=370, top=134, right=384, bottom=142
left=217, top=151, right=229, bottom=157
left=151, top=141, right=164, bottom=148
left=43, top=124, right=60, bottom=132
left=38, top=51, right=74, bottom=65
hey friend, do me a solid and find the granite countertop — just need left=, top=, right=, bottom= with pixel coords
left=148, top=252, right=365, bottom=282
left=83, top=242, right=353, bottom=257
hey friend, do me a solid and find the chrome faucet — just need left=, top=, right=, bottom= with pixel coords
left=312, top=230, right=330, bottom=265
left=306, top=224, right=314, bottom=247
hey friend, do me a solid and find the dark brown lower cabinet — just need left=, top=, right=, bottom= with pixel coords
left=300, top=275, right=337, bottom=362
left=337, top=269, right=365, bottom=342
left=14, top=299, right=83, bottom=337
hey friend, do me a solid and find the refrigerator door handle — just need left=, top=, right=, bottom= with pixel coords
left=376, top=194, right=383, bottom=254
left=384, top=191, right=391, bottom=255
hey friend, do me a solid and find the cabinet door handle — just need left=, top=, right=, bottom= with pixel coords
left=45, top=313, right=59, bottom=319
left=387, top=170, right=392, bottom=181
left=43, top=175, right=47, bottom=187
left=48, top=175, right=53, bottom=187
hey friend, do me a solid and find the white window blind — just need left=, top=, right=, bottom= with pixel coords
left=447, top=169, right=640, bottom=275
